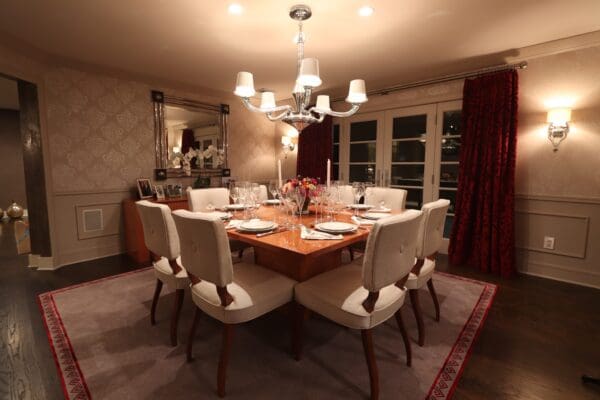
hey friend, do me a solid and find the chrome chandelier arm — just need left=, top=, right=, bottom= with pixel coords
left=266, top=110, right=291, bottom=121
left=308, top=104, right=360, bottom=118
left=242, top=98, right=292, bottom=114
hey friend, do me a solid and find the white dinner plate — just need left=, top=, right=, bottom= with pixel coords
left=210, top=211, right=232, bottom=220
left=348, top=204, right=373, bottom=210
left=314, top=222, right=358, bottom=234
left=263, top=199, right=281, bottom=205
left=224, top=204, right=247, bottom=211
left=238, top=220, right=278, bottom=233
left=362, top=212, right=392, bottom=220
left=369, top=207, right=392, bottom=213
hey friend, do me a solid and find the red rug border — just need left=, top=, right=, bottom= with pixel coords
left=38, top=268, right=496, bottom=400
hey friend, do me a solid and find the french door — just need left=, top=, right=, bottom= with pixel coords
left=336, top=100, right=463, bottom=249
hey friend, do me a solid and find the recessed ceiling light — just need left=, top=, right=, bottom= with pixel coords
left=228, top=3, right=243, bottom=15
left=358, top=6, right=374, bottom=17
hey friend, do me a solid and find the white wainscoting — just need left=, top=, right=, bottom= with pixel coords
left=52, top=189, right=132, bottom=268
left=515, top=194, right=600, bottom=289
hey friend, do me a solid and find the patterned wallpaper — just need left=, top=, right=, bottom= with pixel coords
left=45, top=68, right=155, bottom=192
left=44, top=67, right=279, bottom=192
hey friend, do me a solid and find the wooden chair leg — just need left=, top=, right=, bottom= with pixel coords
left=409, top=289, right=425, bottom=347
left=218, top=324, right=235, bottom=398
left=187, top=308, right=201, bottom=362
left=361, top=329, right=379, bottom=400
left=394, top=309, right=412, bottom=366
left=170, top=289, right=185, bottom=347
left=150, top=279, right=163, bottom=326
left=427, top=279, right=441, bottom=322
left=292, top=302, right=305, bottom=361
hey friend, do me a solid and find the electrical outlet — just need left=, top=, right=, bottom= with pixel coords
left=543, top=236, right=555, bottom=250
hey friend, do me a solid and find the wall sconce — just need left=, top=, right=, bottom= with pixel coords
left=281, top=135, right=296, bottom=157
left=172, top=146, right=181, bottom=154
left=547, top=108, right=571, bottom=152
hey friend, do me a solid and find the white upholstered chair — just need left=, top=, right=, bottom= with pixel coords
left=338, top=184, right=355, bottom=205
left=187, top=187, right=230, bottom=212
left=407, top=199, right=450, bottom=346
left=171, top=210, right=296, bottom=398
left=186, top=187, right=250, bottom=258
left=364, top=187, right=407, bottom=210
left=136, top=200, right=188, bottom=346
left=294, top=210, right=423, bottom=400
left=257, top=184, right=269, bottom=202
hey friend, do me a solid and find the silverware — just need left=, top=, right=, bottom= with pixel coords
left=256, top=228, right=286, bottom=238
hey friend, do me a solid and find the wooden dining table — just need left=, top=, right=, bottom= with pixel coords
left=227, top=206, right=379, bottom=282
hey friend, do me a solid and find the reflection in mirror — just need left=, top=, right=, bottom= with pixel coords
left=152, top=91, right=229, bottom=177
left=165, top=105, right=221, bottom=169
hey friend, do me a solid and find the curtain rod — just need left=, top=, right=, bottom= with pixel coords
left=332, top=61, right=528, bottom=101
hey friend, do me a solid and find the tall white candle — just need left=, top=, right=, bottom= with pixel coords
left=326, top=158, right=331, bottom=188
left=278, top=159, right=283, bottom=188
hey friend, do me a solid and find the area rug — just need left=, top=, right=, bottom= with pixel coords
left=39, top=268, right=496, bottom=400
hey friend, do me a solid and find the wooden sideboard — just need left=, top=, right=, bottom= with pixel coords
left=123, top=197, right=188, bottom=264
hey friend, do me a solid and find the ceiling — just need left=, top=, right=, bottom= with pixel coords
left=165, top=105, right=217, bottom=129
left=1, top=0, right=600, bottom=100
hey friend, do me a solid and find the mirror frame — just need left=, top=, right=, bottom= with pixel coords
left=151, top=90, right=229, bottom=177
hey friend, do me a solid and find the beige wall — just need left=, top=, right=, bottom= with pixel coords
left=0, top=39, right=280, bottom=268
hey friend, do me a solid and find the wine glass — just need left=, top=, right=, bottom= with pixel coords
left=351, top=182, right=365, bottom=216
left=294, top=186, right=307, bottom=227
left=229, top=182, right=239, bottom=205
left=310, top=185, right=323, bottom=224
left=268, top=179, right=279, bottom=201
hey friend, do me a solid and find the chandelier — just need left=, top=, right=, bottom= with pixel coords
left=233, top=4, right=368, bottom=132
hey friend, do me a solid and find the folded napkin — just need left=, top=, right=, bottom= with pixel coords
left=300, top=226, right=343, bottom=240
left=351, top=216, right=374, bottom=226
left=225, top=219, right=244, bottom=229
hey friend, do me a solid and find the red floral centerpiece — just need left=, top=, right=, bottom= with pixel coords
left=281, top=176, right=318, bottom=214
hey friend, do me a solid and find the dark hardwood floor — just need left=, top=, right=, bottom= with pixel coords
left=0, top=218, right=599, bottom=399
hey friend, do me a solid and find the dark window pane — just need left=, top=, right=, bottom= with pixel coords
left=350, top=120, right=377, bottom=142
left=332, top=164, right=339, bottom=180
left=350, top=143, right=376, bottom=162
left=405, top=188, right=423, bottom=210
left=393, top=115, right=426, bottom=139
left=391, top=164, right=424, bottom=186
left=441, top=137, right=461, bottom=161
left=439, top=190, right=456, bottom=214
left=349, top=164, right=376, bottom=183
left=332, top=144, right=339, bottom=163
left=443, top=111, right=461, bottom=136
left=440, top=164, right=459, bottom=188
left=333, top=124, right=340, bottom=143
left=392, top=140, right=425, bottom=162
left=444, top=216, right=454, bottom=238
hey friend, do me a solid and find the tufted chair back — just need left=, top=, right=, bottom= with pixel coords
left=136, top=200, right=180, bottom=260
left=337, top=185, right=355, bottom=205
left=361, top=210, right=423, bottom=292
left=187, top=187, right=230, bottom=212
left=415, top=199, right=450, bottom=259
left=257, top=185, right=269, bottom=202
left=172, top=210, right=233, bottom=287
left=364, top=187, right=407, bottom=210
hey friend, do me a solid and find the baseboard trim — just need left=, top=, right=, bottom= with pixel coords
left=518, top=261, right=600, bottom=289
left=29, top=254, right=56, bottom=270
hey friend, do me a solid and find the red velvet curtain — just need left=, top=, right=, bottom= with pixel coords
left=181, top=129, right=195, bottom=154
left=448, top=70, right=519, bottom=278
left=296, top=116, right=333, bottom=183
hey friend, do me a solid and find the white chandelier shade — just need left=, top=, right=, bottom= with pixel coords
left=233, top=4, right=367, bottom=132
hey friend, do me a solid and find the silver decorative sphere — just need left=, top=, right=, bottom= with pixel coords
left=6, top=201, right=24, bottom=219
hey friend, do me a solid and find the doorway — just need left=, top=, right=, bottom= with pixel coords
left=0, top=74, right=51, bottom=261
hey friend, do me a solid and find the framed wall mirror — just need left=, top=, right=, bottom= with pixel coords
left=151, top=91, right=229, bottom=177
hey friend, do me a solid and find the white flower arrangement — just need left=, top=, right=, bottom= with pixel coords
left=181, top=145, right=225, bottom=175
